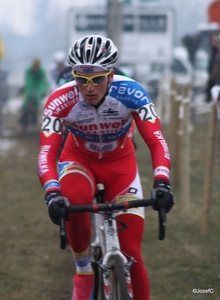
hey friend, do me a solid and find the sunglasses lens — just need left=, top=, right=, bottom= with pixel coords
left=92, top=76, right=106, bottom=85
left=74, top=77, right=88, bottom=85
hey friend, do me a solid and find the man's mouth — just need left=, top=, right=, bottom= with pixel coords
left=86, top=94, right=96, bottom=100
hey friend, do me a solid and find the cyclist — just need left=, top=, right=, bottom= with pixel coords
left=56, top=64, right=137, bottom=154
left=37, top=34, right=174, bottom=300
left=19, top=58, right=48, bottom=126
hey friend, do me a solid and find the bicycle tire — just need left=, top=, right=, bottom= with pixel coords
left=91, top=246, right=102, bottom=300
left=101, top=254, right=133, bottom=300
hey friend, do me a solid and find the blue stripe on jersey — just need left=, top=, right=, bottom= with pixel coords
left=67, top=120, right=132, bottom=142
left=44, top=180, right=60, bottom=191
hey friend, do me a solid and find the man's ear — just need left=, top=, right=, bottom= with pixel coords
left=109, top=69, right=115, bottom=83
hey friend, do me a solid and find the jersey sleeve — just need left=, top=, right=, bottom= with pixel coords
left=133, top=112, right=171, bottom=182
left=37, top=95, right=64, bottom=194
left=37, top=83, right=79, bottom=194
left=129, top=82, right=171, bottom=183
left=110, top=78, right=171, bottom=182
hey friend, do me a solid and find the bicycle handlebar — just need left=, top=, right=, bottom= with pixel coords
left=68, top=198, right=152, bottom=213
left=59, top=199, right=166, bottom=250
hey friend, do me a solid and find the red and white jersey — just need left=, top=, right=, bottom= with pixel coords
left=38, top=75, right=171, bottom=193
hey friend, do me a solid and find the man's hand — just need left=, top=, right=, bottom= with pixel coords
left=151, top=180, right=175, bottom=213
left=45, top=191, right=70, bottom=225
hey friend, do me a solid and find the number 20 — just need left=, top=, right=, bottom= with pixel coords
left=42, top=116, right=62, bottom=133
left=138, top=104, right=157, bottom=121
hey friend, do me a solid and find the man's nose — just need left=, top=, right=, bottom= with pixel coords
left=86, top=82, right=94, bottom=90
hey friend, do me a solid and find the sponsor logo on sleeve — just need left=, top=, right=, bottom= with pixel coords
left=38, top=145, right=51, bottom=176
left=44, top=90, right=78, bottom=116
left=154, top=166, right=170, bottom=179
left=153, top=131, right=170, bottom=160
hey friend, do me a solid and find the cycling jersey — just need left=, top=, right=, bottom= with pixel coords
left=38, top=75, right=171, bottom=194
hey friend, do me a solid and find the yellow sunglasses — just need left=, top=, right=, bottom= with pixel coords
left=72, top=69, right=112, bottom=86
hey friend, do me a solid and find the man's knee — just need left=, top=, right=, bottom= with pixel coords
left=61, top=173, right=94, bottom=205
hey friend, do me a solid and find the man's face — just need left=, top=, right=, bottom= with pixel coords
left=33, top=61, right=40, bottom=71
left=74, top=69, right=114, bottom=107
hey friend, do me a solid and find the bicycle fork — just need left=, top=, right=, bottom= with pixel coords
left=92, top=214, right=134, bottom=299
left=100, top=252, right=134, bottom=299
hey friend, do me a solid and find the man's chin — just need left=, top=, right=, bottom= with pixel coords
left=86, top=97, right=100, bottom=106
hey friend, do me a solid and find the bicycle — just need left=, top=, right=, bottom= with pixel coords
left=18, top=89, right=39, bottom=132
left=58, top=183, right=167, bottom=300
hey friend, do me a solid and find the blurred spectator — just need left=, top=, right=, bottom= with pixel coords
left=49, top=51, right=67, bottom=91
left=206, top=30, right=220, bottom=102
left=19, top=58, right=49, bottom=126
left=57, top=65, right=73, bottom=87
left=0, top=69, right=8, bottom=103
left=181, top=34, right=200, bottom=65
left=0, top=32, right=5, bottom=59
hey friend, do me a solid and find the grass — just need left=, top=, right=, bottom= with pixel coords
left=0, top=107, right=219, bottom=299
left=138, top=112, right=220, bottom=300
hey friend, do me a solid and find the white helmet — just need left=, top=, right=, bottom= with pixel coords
left=67, top=35, right=118, bottom=72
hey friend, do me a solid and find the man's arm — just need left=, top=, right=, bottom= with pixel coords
left=37, top=93, right=64, bottom=195
left=133, top=111, right=171, bottom=183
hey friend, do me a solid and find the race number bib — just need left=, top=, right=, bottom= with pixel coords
left=41, top=116, right=62, bottom=137
left=138, top=103, right=158, bottom=123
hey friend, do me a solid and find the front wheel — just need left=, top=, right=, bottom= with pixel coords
left=101, top=254, right=133, bottom=300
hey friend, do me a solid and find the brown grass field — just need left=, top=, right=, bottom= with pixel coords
left=0, top=103, right=219, bottom=300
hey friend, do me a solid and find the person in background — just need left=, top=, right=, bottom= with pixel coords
left=206, top=30, right=220, bottom=102
left=19, top=58, right=48, bottom=126
left=37, top=34, right=174, bottom=300
left=0, top=31, right=5, bottom=59
left=49, top=51, right=67, bottom=91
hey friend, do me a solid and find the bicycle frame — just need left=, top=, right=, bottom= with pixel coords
left=58, top=183, right=167, bottom=299
left=90, top=203, right=134, bottom=299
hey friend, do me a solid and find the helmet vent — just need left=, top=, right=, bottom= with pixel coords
left=68, top=34, right=118, bottom=70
